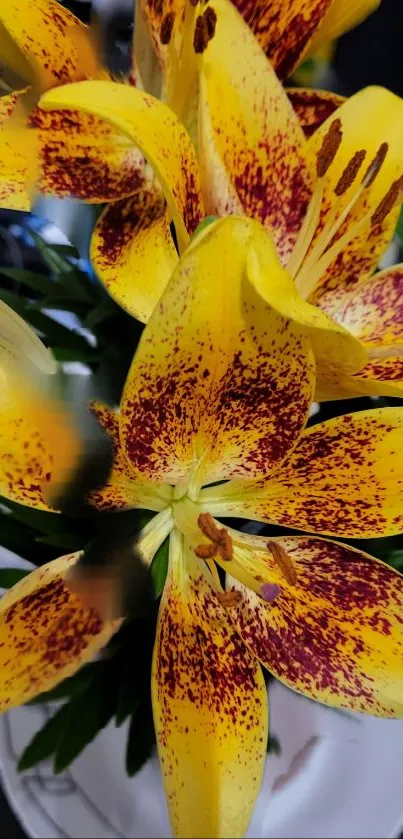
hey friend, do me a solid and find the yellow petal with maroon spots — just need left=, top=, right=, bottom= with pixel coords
left=120, top=216, right=315, bottom=486
left=301, top=87, right=403, bottom=312
left=202, top=408, right=403, bottom=538
left=40, top=81, right=204, bottom=250
left=137, top=0, right=186, bottom=87
left=0, top=0, right=98, bottom=91
left=198, top=0, right=313, bottom=265
left=29, top=105, right=147, bottom=203
left=230, top=0, right=332, bottom=79
left=287, top=87, right=346, bottom=138
left=308, top=0, right=380, bottom=55
left=0, top=91, right=36, bottom=211
left=152, top=531, right=268, bottom=838
left=88, top=402, right=171, bottom=512
left=0, top=553, right=118, bottom=711
left=225, top=534, right=403, bottom=717
left=90, top=190, right=178, bottom=322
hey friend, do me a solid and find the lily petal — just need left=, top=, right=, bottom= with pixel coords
left=0, top=91, right=36, bottom=211
left=225, top=534, right=403, bottom=717
left=304, top=86, right=403, bottom=312
left=152, top=530, right=268, bottom=838
left=90, top=190, right=178, bottom=322
left=230, top=0, right=332, bottom=79
left=0, top=0, right=98, bottom=91
left=120, top=216, right=315, bottom=486
left=202, top=407, right=403, bottom=538
left=198, top=0, right=313, bottom=264
left=88, top=402, right=171, bottom=512
left=308, top=0, right=380, bottom=55
left=0, top=553, right=118, bottom=711
left=39, top=80, right=204, bottom=250
left=287, top=87, right=346, bottom=138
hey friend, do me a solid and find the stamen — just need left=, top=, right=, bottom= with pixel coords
left=160, top=12, right=175, bottom=45
left=316, top=119, right=342, bottom=179
left=196, top=512, right=233, bottom=561
left=216, top=589, right=243, bottom=608
left=195, top=543, right=217, bottom=559
left=260, top=583, right=281, bottom=603
left=154, top=0, right=164, bottom=15
left=267, top=541, right=297, bottom=585
left=203, top=6, right=217, bottom=40
left=193, top=14, right=209, bottom=53
left=362, top=142, right=389, bottom=188
left=371, top=176, right=403, bottom=226
left=198, top=511, right=220, bottom=542
left=334, top=150, right=366, bottom=197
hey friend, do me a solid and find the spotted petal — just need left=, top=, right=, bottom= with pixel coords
left=40, top=81, right=204, bottom=250
left=224, top=533, right=403, bottom=717
left=198, top=0, right=314, bottom=265
left=0, top=554, right=118, bottom=711
left=308, top=0, right=380, bottom=55
left=202, top=408, right=403, bottom=538
left=0, top=91, right=36, bottom=211
left=0, top=0, right=98, bottom=91
left=152, top=531, right=267, bottom=838
left=120, top=216, right=315, bottom=486
left=90, top=190, right=178, bottom=322
left=287, top=87, right=346, bottom=138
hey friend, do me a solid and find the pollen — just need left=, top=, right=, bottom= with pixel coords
left=216, top=589, right=243, bottom=608
left=316, top=119, right=342, bottom=178
left=371, top=175, right=403, bottom=226
left=160, top=12, right=175, bottom=45
left=193, top=13, right=209, bottom=53
left=362, top=142, right=389, bottom=188
left=267, top=541, right=297, bottom=585
left=196, top=512, right=233, bottom=561
left=334, top=149, right=366, bottom=196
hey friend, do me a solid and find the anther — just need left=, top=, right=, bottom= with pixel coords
left=160, top=12, right=175, bottom=45
left=190, top=0, right=199, bottom=6
left=197, top=512, right=233, bottom=561
left=371, top=175, right=403, bottom=226
left=362, top=142, right=389, bottom=188
left=193, top=13, right=209, bottom=53
left=267, top=541, right=297, bottom=585
left=216, top=590, right=243, bottom=608
left=203, top=6, right=217, bottom=40
left=334, top=149, right=366, bottom=197
left=316, top=119, right=342, bottom=179
left=154, top=0, right=164, bottom=16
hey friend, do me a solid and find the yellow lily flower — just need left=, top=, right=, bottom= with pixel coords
left=2, top=218, right=403, bottom=838
left=39, top=10, right=403, bottom=404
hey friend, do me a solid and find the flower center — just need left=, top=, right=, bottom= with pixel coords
left=287, top=120, right=402, bottom=300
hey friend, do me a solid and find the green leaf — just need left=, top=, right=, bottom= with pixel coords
left=0, top=514, right=40, bottom=559
left=387, top=549, right=403, bottom=570
left=395, top=205, right=403, bottom=246
left=190, top=215, right=217, bottom=242
left=52, top=346, right=100, bottom=364
left=36, top=532, right=84, bottom=550
left=115, top=668, right=140, bottom=727
left=54, top=667, right=119, bottom=773
left=267, top=733, right=281, bottom=755
left=0, top=497, right=85, bottom=538
left=150, top=537, right=169, bottom=598
left=0, top=289, right=94, bottom=352
left=30, top=232, right=76, bottom=275
left=0, top=268, right=58, bottom=297
left=29, top=662, right=103, bottom=705
left=52, top=243, right=80, bottom=261
left=18, top=702, right=74, bottom=771
left=84, top=299, right=115, bottom=330
left=0, top=567, right=30, bottom=588
left=125, top=702, right=154, bottom=776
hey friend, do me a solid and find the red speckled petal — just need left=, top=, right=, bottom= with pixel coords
left=230, top=0, right=332, bottom=79
left=287, top=87, right=346, bottom=138
left=0, top=91, right=36, bottom=211
left=152, top=531, right=268, bottom=838
left=120, top=217, right=315, bottom=486
left=90, top=191, right=178, bottom=323
left=88, top=402, right=170, bottom=512
left=0, top=554, right=119, bottom=711
left=0, top=0, right=98, bottom=91
left=226, top=534, right=403, bottom=717
left=304, top=87, right=403, bottom=312
left=308, top=0, right=380, bottom=55
left=28, top=105, right=147, bottom=203
left=198, top=0, right=314, bottom=265
left=137, top=0, right=186, bottom=85
left=202, top=408, right=403, bottom=538
left=40, top=81, right=204, bottom=250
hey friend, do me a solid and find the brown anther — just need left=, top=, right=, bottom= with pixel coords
left=334, top=149, right=366, bottom=196
left=316, top=119, right=342, bottom=179
left=362, top=142, right=389, bottom=188
left=197, top=512, right=233, bottom=562
left=216, top=590, right=243, bottom=608
left=371, top=175, right=403, bottom=226
left=203, top=6, right=217, bottom=40
left=267, top=541, right=297, bottom=585
left=193, top=13, right=209, bottom=53
left=190, top=0, right=199, bottom=6
left=154, top=0, right=164, bottom=16
left=160, top=12, right=175, bottom=44
left=195, top=543, right=217, bottom=559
